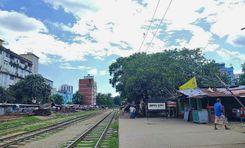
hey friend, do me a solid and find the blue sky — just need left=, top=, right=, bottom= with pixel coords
left=0, top=0, right=244, bottom=95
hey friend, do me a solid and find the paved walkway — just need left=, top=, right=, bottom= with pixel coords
left=119, top=118, right=245, bottom=148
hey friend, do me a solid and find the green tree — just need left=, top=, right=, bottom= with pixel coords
left=50, top=94, right=64, bottom=105
left=0, top=86, right=15, bottom=103
left=72, top=91, right=84, bottom=104
left=239, top=63, right=245, bottom=85
left=9, top=74, right=51, bottom=104
left=109, top=48, right=228, bottom=103
left=96, top=93, right=114, bottom=107
left=113, top=96, right=121, bottom=106
left=67, top=101, right=73, bottom=105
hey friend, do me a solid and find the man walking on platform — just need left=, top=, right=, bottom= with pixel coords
left=214, top=98, right=229, bottom=130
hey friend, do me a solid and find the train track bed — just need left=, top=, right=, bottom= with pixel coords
left=0, top=110, right=99, bottom=138
left=99, top=111, right=119, bottom=148
left=65, top=111, right=116, bottom=148
left=0, top=111, right=102, bottom=148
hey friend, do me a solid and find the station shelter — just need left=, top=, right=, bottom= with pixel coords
left=176, top=86, right=245, bottom=123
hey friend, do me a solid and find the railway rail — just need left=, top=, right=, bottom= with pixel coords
left=65, top=110, right=116, bottom=148
left=0, top=111, right=101, bottom=148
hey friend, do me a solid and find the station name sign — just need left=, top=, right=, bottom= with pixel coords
left=148, top=103, right=166, bottom=110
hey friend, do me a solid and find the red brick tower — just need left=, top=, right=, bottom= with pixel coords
left=79, top=74, right=97, bottom=105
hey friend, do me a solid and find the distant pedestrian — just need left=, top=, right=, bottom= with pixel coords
left=129, top=105, right=136, bottom=119
left=214, top=98, right=229, bottom=130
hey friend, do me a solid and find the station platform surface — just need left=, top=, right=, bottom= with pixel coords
left=119, top=117, right=245, bottom=148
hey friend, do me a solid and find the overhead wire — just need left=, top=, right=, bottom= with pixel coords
left=138, top=0, right=161, bottom=52
left=144, top=0, right=173, bottom=52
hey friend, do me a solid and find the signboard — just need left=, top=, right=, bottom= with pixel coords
left=148, top=103, right=166, bottom=110
left=167, top=101, right=176, bottom=107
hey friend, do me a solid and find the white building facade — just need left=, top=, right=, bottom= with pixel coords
left=20, top=52, right=39, bottom=74
left=59, top=84, right=73, bottom=94
left=0, top=43, right=32, bottom=88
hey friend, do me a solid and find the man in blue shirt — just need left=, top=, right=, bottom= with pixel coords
left=214, top=98, right=229, bottom=130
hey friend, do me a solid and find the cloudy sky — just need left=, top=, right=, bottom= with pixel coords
left=0, top=0, right=244, bottom=95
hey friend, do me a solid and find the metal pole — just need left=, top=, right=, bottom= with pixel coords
left=215, top=74, right=245, bottom=108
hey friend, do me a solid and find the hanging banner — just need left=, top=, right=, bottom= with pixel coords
left=148, top=103, right=166, bottom=110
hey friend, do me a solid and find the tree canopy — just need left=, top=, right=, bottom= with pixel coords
left=9, top=74, right=51, bottom=104
left=0, top=86, right=15, bottom=103
left=96, top=93, right=114, bottom=107
left=72, top=91, right=84, bottom=104
left=113, top=96, right=122, bottom=106
left=50, top=94, right=64, bottom=105
left=109, top=48, right=228, bottom=103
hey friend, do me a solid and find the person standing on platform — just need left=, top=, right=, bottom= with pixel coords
left=214, top=98, right=229, bottom=130
left=129, top=105, right=136, bottom=119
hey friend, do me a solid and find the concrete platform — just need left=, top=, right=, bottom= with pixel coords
left=119, top=118, right=245, bottom=148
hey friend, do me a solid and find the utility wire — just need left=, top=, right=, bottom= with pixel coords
left=138, top=0, right=161, bottom=52
left=145, top=0, right=173, bottom=52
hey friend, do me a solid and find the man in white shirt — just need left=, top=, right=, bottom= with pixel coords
left=130, top=106, right=136, bottom=119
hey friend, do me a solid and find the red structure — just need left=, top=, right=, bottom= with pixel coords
left=79, top=75, right=97, bottom=105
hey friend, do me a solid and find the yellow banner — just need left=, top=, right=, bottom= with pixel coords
left=179, top=77, right=197, bottom=90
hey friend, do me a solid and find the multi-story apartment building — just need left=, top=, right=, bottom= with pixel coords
left=20, top=52, right=39, bottom=74
left=0, top=40, right=33, bottom=88
left=57, top=84, right=73, bottom=104
left=20, top=52, right=54, bottom=88
left=79, top=74, right=97, bottom=105
left=59, top=84, right=73, bottom=94
left=218, top=63, right=236, bottom=86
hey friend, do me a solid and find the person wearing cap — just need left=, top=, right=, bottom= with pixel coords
left=214, top=98, right=229, bottom=130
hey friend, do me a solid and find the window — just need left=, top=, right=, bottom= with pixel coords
left=10, top=55, right=14, bottom=59
left=5, top=53, right=10, bottom=58
left=10, top=76, right=15, bottom=80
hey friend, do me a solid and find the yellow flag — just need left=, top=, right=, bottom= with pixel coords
left=179, top=77, right=197, bottom=90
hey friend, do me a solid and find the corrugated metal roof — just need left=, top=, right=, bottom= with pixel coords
left=178, top=88, right=207, bottom=98
left=178, top=86, right=245, bottom=98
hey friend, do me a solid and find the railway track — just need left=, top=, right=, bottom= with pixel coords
left=65, top=111, right=116, bottom=148
left=0, top=111, right=101, bottom=148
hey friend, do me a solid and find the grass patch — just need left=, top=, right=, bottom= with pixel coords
left=102, top=120, right=119, bottom=148
left=0, top=110, right=99, bottom=137
left=0, top=116, right=41, bottom=131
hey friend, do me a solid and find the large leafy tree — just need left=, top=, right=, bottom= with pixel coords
left=96, top=93, right=114, bottom=107
left=50, top=94, right=64, bottom=105
left=72, top=91, right=84, bottom=104
left=0, top=86, right=15, bottom=103
left=113, top=96, right=121, bottom=106
left=109, top=48, right=228, bottom=103
left=239, top=63, right=245, bottom=85
left=9, top=74, right=51, bottom=104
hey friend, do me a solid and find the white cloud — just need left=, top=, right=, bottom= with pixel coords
left=43, top=0, right=95, bottom=14
left=216, top=48, right=245, bottom=62
left=59, top=63, right=91, bottom=70
left=0, top=10, right=47, bottom=32
left=62, top=0, right=245, bottom=54
left=0, top=11, right=88, bottom=63
left=209, top=3, right=245, bottom=47
left=99, top=70, right=107, bottom=76
left=1, top=0, right=244, bottom=65
left=88, top=68, right=97, bottom=75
